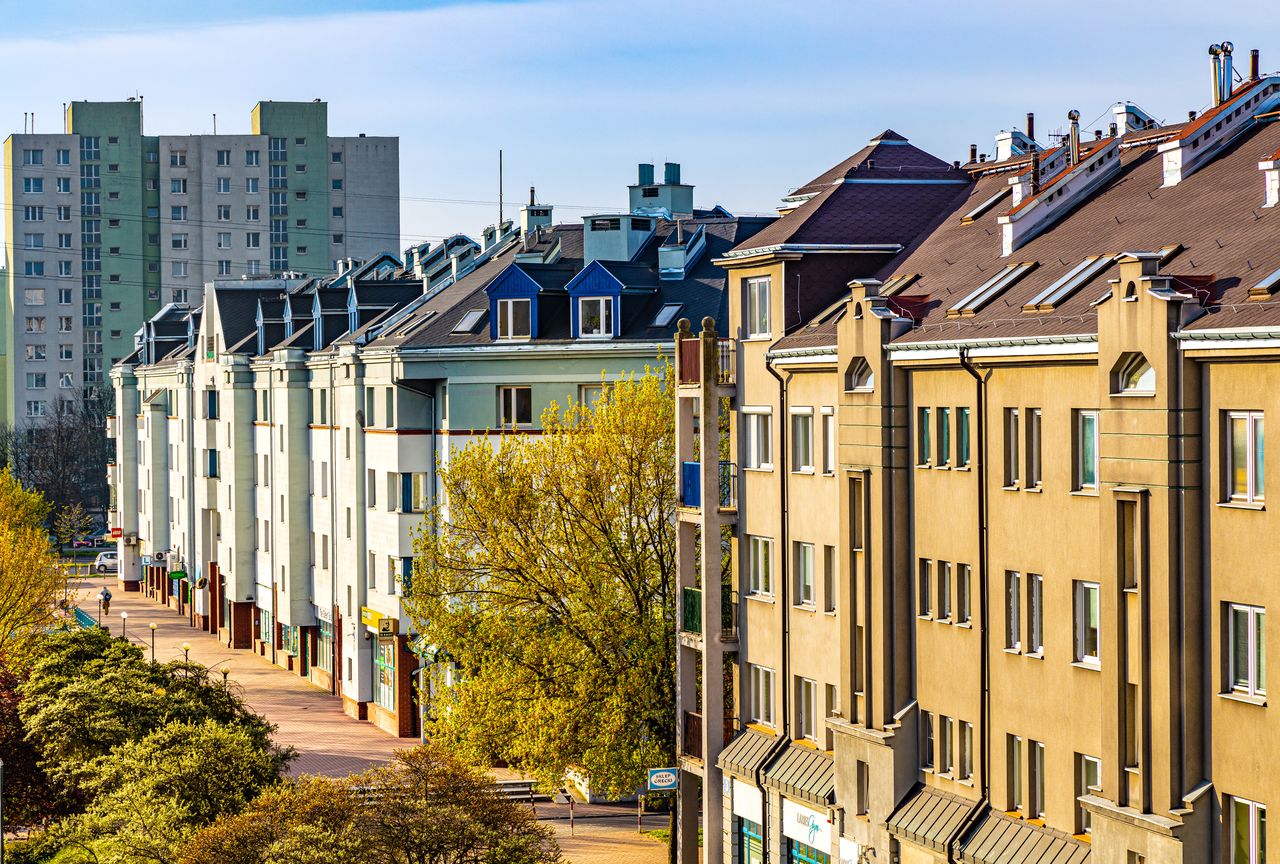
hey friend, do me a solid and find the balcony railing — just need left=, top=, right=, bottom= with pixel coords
left=681, top=585, right=738, bottom=637
left=677, top=337, right=736, bottom=386
left=682, top=710, right=736, bottom=760
left=679, top=461, right=738, bottom=510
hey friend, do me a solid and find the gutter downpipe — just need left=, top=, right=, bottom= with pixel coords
left=756, top=358, right=793, bottom=856
left=948, top=349, right=991, bottom=862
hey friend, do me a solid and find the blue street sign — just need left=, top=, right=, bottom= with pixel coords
left=647, top=767, right=678, bottom=791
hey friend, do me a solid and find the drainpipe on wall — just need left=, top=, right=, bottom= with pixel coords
left=947, top=349, right=992, bottom=862
left=759, top=359, right=793, bottom=855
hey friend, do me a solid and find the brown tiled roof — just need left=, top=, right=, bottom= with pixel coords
left=788, top=132, right=959, bottom=198
left=875, top=119, right=1280, bottom=344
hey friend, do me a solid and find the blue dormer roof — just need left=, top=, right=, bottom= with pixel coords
left=484, top=264, right=546, bottom=340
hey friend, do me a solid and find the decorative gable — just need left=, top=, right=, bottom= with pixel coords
left=485, top=265, right=545, bottom=340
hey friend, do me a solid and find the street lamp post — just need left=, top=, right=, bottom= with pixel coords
left=120, top=610, right=128, bottom=642
left=220, top=665, right=230, bottom=688
left=181, top=642, right=191, bottom=663
left=149, top=623, right=157, bottom=663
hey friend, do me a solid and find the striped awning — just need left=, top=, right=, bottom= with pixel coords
left=958, top=810, right=1091, bottom=864
left=886, top=784, right=976, bottom=852
left=717, top=727, right=776, bottom=780
left=761, top=742, right=835, bottom=806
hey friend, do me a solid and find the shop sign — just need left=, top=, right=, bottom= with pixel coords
left=839, top=837, right=863, bottom=864
left=647, top=768, right=678, bottom=791
left=731, top=778, right=763, bottom=823
left=360, top=606, right=382, bottom=628
left=781, top=798, right=831, bottom=852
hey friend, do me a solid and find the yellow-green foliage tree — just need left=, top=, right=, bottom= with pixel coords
left=406, top=369, right=676, bottom=798
left=0, top=467, right=62, bottom=660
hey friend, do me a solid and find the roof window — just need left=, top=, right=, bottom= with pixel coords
left=452, top=308, right=488, bottom=334
left=947, top=262, right=1037, bottom=318
left=960, top=187, right=1012, bottom=225
left=1023, top=255, right=1113, bottom=312
left=652, top=303, right=683, bottom=328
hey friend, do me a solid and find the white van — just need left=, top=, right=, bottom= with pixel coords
left=94, top=550, right=118, bottom=574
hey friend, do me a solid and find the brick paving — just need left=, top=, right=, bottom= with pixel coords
left=73, top=575, right=416, bottom=776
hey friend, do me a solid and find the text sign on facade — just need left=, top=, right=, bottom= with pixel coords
left=781, top=798, right=832, bottom=852
left=839, top=837, right=863, bottom=864
left=647, top=768, right=678, bottom=791
left=360, top=606, right=382, bottom=628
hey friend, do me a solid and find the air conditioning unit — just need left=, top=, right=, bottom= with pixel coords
left=123, top=534, right=138, bottom=546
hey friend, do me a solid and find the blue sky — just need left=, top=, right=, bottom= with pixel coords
left=0, top=0, right=1273, bottom=249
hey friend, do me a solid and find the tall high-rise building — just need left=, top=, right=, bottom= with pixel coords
left=2, top=100, right=398, bottom=424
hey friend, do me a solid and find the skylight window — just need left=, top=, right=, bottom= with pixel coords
left=1249, top=265, right=1280, bottom=300
left=1023, top=255, right=1114, bottom=312
left=880, top=273, right=921, bottom=296
left=452, top=308, right=487, bottom=334
left=959, top=187, right=1012, bottom=225
left=946, top=262, right=1037, bottom=318
left=652, top=303, right=683, bottom=328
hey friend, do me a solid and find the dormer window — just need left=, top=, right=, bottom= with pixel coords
left=1113, top=352, right=1155, bottom=394
left=497, top=298, right=531, bottom=340
left=578, top=297, right=613, bottom=339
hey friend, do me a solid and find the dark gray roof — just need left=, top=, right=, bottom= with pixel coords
left=957, top=810, right=1090, bottom=864
left=886, top=784, right=975, bottom=852
left=761, top=743, right=834, bottom=806
left=717, top=728, right=776, bottom=780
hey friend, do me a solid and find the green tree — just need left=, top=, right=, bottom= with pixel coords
left=53, top=502, right=94, bottom=550
left=0, top=468, right=62, bottom=661
left=405, top=369, right=675, bottom=798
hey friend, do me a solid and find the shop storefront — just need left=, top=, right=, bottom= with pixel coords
left=782, top=799, right=832, bottom=864
left=733, top=778, right=765, bottom=864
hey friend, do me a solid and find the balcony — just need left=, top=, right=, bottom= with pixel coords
left=681, top=585, right=738, bottom=639
left=682, top=710, right=736, bottom=761
left=677, top=337, right=736, bottom=386
left=679, top=460, right=738, bottom=511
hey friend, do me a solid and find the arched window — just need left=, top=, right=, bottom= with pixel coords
left=1113, top=352, right=1155, bottom=394
left=845, top=357, right=874, bottom=392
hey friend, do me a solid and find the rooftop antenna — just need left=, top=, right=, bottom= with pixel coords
left=498, top=149, right=504, bottom=230
left=212, top=113, right=217, bottom=134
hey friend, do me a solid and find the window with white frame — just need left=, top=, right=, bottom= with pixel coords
left=920, top=710, right=934, bottom=769
left=497, top=298, right=531, bottom=340
left=957, top=407, right=972, bottom=467
left=796, top=677, right=817, bottom=741
left=823, top=545, right=836, bottom=613
left=918, top=559, right=932, bottom=617
left=821, top=408, right=836, bottom=474
left=1228, top=795, right=1267, bottom=864
left=1227, top=603, right=1266, bottom=697
left=1114, top=352, right=1155, bottom=394
left=743, top=409, right=772, bottom=470
left=957, top=563, right=971, bottom=624
left=498, top=386, right=532, bottom=427
left=1005, top=571, right=1021, bottom=650
left=749, top=664, right=774, bottom=726
left=1078, top=755, right=1101, bottom=832
left=747, top=535, right=773, bottom=596
left=791, top=408, right=814, bottom=473
left=745, top=276, right=770, bottom=337
left=937, top=406, right=951, bottom=466
left=917, top=407, right=932, bottom=466
left=959, top=721, right=973, bottom=781
left=793, top=542, right=815, bottom=607
left=939, top=715, right=953, bottom=774
left=1028, top=573, right=1043, bottom=654
left=1004, top=408, right=1020, bottom=486
left=1075, top=581, right=1101, bottom=666
left=937, top=560, right=952, bottom=621
left=1227, top=411, right=1265, bottom=503
left=1008, top=734, right=1023, bottom=811
left=577, top=296, right=613, bottom=338
left=1030, top=740, right=1046, bottom=818
left=1026, top=408, right=1042, bottom=488
left=1075, top=409, right=1099, bottom=490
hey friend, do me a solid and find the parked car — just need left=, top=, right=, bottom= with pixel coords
left=94, top=550, right=118, bottom=574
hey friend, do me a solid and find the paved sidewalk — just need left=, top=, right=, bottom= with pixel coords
left=73, top=575, right=416, bottom=776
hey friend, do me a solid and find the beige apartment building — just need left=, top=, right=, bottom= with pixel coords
left=677, top=44, right=1280, bottom=864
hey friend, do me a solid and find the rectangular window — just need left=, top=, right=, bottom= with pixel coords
left=937, top=406, right=951, bottom=466
left=217, top=205, right=231, bottom=221
left=794, top=542, right=815, bottom=607
left=823, top=545, right=836, bottom=613
left=218, top=232, right=232, bottom=249
left=246, top=205, right=260, bottom=221
left=921, top=710, right=934, bottom=769
left=22, top=149, right=43, bottom=165
left=1229, top=796, right=1267, bottom=864
left=172, top=233, right=188, bottom=250
left=56, top=178, right=70, bottom=195
left=918, top=559, right=932, bottom=617
left=246, top=150, right=260, bottom=166
left=1227, top=411, right=1266, bottom=503
left=1026, top=407, right=1042, bottom=488
left=26, top=345, right=46, bottom=361
left=171, top=261, right=188, bottom=277
left=1028, top=573, right=1043, bottom=654
left=217, top=177, right=231, bottom=194
left=170, top=150, right=186, bottom=167
left=957, top=563, right=971, bottom=624
left=577, top=296, right=613, bottom=338
left=1030, top=740, right=1046, bottom=818
left=796, top=677, right=817, bottom=741
left=170, top=178, right=186, bottom=194
left=1076, top=409, right=1100, bottom=490
left=498, top=385, right=532, bottom=427
left=747, top=535, right=774, bottom=596
left=1008, top=734, right=1023, bottom=812
left=1004, top=408, right=1020, bottom=486
left=22, top=178, right=43, bottom=194
left=743, top=410, right=772, bottom=470
left=1228, top=603, right=1267, bottom=697
left=1075, top=581, right=1101, bottom=666
left=497, top=298, right=531, bottom=340
left=218, top=260, right=232, bottom=276
left=749, top=664, right=774, bottom=726
left=745, top=276, right=771, bottom=337
left=822, top=408, right=836, bottom=474
left=959, top=721, right=974, bottom=781
left=246, top=177, right=260, bottom=194
left=939, top=715, right=953, bottom=774
left=246, top=232, right=261, bottom=248
left=791, top=409, right=814, bottom=472
left=917, top=407, right=932, bottom=466
left=1078, top=755, right=1101, bottom=833
left=937, top=561, right=952, bottom=621
left=216, top=149, right=231, bottom=166
left=373, top=640, right=395, bottom=710
left=1006, top=571, right=1021, bottom=650
left=56, top=148, right=70, bottom=165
